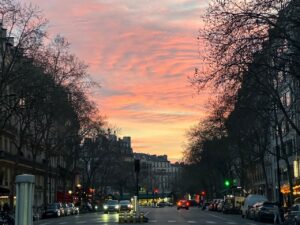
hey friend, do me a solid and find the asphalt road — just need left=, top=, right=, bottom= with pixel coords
left=33, top=207, right=275, bottom=225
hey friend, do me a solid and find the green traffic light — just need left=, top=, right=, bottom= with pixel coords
left=224, top=180, right=230, bottom=187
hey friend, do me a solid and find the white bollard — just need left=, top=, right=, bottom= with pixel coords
left=15, top=174, right=35, bottom=225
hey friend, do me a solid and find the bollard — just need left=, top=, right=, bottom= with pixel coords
left=133, top=211, right=137, bottom=223
left=124, top=212, right=128, bottom=223
left=15, top=174, right=35, bottom=225
left=139, top=211, right=144, bottom=223
left=119, top=211, right=124, bottom=223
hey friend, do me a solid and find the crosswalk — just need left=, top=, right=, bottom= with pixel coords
left=147, top=220, right=258, bottom=224
left=38, top=220, right=259, bottom=225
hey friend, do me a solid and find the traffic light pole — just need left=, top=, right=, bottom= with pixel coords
left=136, top=171, right=139, bottom=197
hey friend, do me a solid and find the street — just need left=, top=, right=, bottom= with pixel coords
left=33, top=207, right=275, bottom=225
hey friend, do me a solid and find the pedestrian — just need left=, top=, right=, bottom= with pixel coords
left=274, top=204, right=282, bottom=224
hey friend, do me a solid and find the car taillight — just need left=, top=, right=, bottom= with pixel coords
left=178, top=202, right=182, bottom=206
left=186, top=202, right=189, bottom=206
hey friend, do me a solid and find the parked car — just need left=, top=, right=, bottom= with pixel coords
left=119, top=200, right=133, bottom=212
left=284, top=204, right=300, bottom=225
left=177, top=200, right=189, bottom=210
left=211, top=199, right=223, bottom=211
left=217, top=200, right=224, bottom=212
left=223, top=196, right=245, bottom=214
left=56, top=202, right=65, bottom=216
left=42, top=203, right=61, bottom=218
left=103, top=200, right=120, bottom=214
left=0, top=212, right=14, bottom=225
left=253, top=201, right=278, bottom=222
left=241, top=194, right=268, bottom=218
left=68, top=203, right=79, bottom=215
left=62, top=203, right=71, bottom=216
left=248, top=202, right=262, bottom=220
left=157, top=202, right=167, bottom=208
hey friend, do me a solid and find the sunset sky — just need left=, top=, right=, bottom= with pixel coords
left=27, top=0, right=210, bottom=162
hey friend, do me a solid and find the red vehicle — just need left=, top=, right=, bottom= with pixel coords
left=177, top=200, right=190, bottom=210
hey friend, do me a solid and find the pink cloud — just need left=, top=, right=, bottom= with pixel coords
left=25, top=0, right=209, bottom=162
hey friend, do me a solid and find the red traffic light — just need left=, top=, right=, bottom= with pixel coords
left=201, top=191, right=206, bottom=196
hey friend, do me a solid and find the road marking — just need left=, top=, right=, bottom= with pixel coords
left=148, top=220, right=157, bottom=223
left=168, top=220, right=177, bottom=223
left=226, top=222, right=237, bottom=224
left=206, top=221, right=217, bottom=224
left=187, top=221, right=197, bottom=223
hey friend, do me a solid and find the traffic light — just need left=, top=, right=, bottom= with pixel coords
left=201, top=191, right=206, bottom=196
left=224, top=179, right=230, bottom=187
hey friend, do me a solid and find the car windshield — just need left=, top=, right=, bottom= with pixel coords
left=107, top=200, right=118, bottom=205
left=120, top=200, right=130, bottom=205
left=47, top=204, right=57, bottom=209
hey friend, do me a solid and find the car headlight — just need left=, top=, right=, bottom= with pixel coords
left=95, top=205, right=98, bottom=210
left=103, top=205, right=108, bottom=209
left=115, top=205, right=119, bottom=209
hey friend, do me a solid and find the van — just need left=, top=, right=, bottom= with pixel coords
left=241, top=194, right=268, bottom=218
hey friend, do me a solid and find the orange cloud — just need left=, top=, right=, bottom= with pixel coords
left=26, top=0, right=209, bottom=162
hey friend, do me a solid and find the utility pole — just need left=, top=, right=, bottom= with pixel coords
left=134, top=159, right=140, bottom=197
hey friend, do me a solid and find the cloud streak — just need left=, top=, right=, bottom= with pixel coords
left=27, top=0, right=209, bottom=162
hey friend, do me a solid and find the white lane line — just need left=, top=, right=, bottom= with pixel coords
left=148, top=220, right=157, bottom=223
left=168, top=220, right=177, bottom=223
left=187, top=221, right=197, bottom=223
left=206, top=221, right=217, bottom=224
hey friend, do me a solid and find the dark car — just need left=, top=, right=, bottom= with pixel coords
left=177, top=200, right=189, bottom=210
left=253, top=201, right=277, bottom=222
left=103, top=200, right=120, bottom=214
left=42, top=203, right=61, bottom=218
left=0, top=212, right=14, bottom=225
left=119, top=200, right=133, bottom=212
left=284, top=204, right=300, bottom=225
left=157, top=202, right=167, bottom=207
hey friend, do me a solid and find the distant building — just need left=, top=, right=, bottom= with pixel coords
left=133, top=153, right=182, bottom=195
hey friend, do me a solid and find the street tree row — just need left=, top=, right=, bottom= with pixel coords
left=184, top=0, right=300, bottom=204
left=0, top=0, right=131, bottom=208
